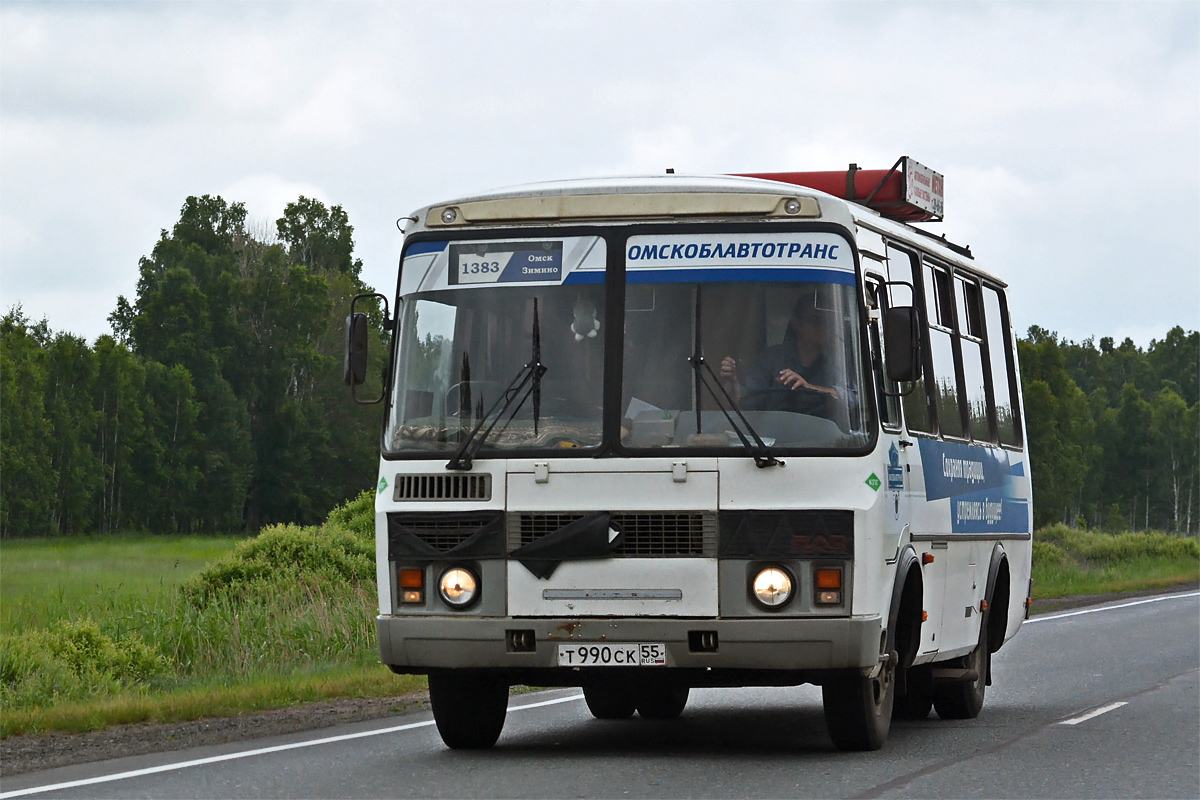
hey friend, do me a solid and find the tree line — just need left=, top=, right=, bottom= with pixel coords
left=1, top=196, right=386, bottom=537
left=1018, top=325, right=1198, bottom=534
left=1, top=196, right=1197, bottom=537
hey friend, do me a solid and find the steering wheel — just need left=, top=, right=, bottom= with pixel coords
left=740, top=386, right=830, bottom=415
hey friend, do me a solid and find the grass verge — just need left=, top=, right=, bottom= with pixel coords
left=2, top=511, right=1196, bottom=739
left=1031, top=525, right=1199, bottom=599
left=1, top=664, right=424, bottom=738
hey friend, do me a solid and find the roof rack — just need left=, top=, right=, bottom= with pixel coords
left=734, top=156, right=944, bottom=223
left=908, top=226, right=973, bottom=260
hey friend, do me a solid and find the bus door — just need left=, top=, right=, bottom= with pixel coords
left=881, top=243, right=947, bottom=657
left=865, top=277, right=909, bottom=562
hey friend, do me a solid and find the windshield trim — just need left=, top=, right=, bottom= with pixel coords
left=380, top=222, right=878, bottom=461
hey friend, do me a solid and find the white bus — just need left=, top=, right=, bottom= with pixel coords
left=344, top=157, right=1033, bottom=751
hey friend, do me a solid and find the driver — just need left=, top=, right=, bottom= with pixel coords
left=720, top=294, right=842, bottom=411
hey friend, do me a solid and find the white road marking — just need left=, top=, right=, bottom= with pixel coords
left=0, top=693, right=586, bottom=799
left=1027, top=590, right=1200, bottom=623
left=1058, top=701, right=1129, bottom=726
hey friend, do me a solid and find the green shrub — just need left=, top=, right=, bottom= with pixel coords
left=180, top=523, right=374, bottom=607
left=1034, top=525, right=1199, bottom=566
left=324, top=489, right=375, bottom=539
left=0, top=619, right=168, bottom=710
left=1031, top=540, right=1069, bottom=567
left=156, top=578, right=378, bottom=677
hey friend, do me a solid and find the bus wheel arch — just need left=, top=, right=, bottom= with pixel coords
left=890, top=547, right=932, bottom=720
left=889, top=546, right=925, bottom=670
left=985, top=545, right=1011, bottom=655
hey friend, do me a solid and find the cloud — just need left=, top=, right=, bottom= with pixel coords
left=0, top=1, right=1196, bottom=345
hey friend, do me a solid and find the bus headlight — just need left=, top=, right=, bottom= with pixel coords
left=751, top=566, right=794, bottom=609
left=438, top=566, right=479, bottom=609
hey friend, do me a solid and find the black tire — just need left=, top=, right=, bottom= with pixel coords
left=428, top=671, right=509, bottom=749
left=932, top=649, right=986, bottom=720
left=932, top=623, right=988, bottom=720
left=635, top=681, right=689, bottom=720
left=583, top=682, right=636, bottom=720
left=822, top=660, right=895, bottom=751
left=893, top=666, right=933, bottom=720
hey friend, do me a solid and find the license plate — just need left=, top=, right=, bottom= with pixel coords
left=556, top=642, right=667, bottom=667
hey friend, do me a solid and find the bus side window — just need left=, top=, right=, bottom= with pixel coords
left=887, top=245, right=934, bottom=434
left=955, top=275, right=992, bottom=442
left=924, top=261, right=966, bottom=439
left=866, top=280, right=900, bottom=429
left=982, top=285, right=1023, bottom=447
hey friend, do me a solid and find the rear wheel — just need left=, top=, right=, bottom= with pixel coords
left=822, top=657, right=895, bottom=751
left=932, top=636, right=987, bottom=720
left=893, top=665, right=933, bottom=720
left=428, top=671, right=508, bottom=749
left=635, top=680, right=689, bottom=720
left=583, top=682, right=637, bottom=720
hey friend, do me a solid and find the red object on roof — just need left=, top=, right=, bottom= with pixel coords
left=734, top=157, right=944, bottom=223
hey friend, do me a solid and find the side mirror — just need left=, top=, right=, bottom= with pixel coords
left=343, top=312, right=369, bottom=387
left=345, top=292, right=392, bottom=405
left=884, top=306, right=922, bottom=383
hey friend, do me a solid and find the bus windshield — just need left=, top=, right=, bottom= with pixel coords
left=387, top=283, right=607, bottom=453
left=385, top=229, right=872, bottom=456
left=621, top=280, right=870, bottom=451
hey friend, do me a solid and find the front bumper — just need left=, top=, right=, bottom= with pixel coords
left=378, top=614, right=883, bottom=676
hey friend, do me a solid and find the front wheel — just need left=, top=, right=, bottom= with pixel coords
left=428, top=671, right=509, bottom=749
left=635, top=680, right=689, bottom=720
left=822, top=659, right=895, bottom=751
left=583, top=682, right=636, bottom=719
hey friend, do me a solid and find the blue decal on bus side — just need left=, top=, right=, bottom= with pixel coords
left=918, top=439, right=1030, bottom=534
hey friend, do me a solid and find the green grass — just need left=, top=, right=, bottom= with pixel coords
left=1, top=663, right=425, bottom=737
left=1, top=535, right=242, bottom=633
left=2, top=510, right=1196, bottom=739
left=0, top=492, right=409, bottom=737
left=1032, top=525, right=1199, bottom=599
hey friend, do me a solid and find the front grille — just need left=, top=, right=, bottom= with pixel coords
left=392, top=473, right=492, bottom=502
left=389, top=512, right=502, bottom=553
left=509, top=512, right=716, bottom=556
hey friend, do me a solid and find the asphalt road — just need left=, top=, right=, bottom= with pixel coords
left=3, top=591, right=1197, bottom=799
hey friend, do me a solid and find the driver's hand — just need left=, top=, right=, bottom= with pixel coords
left=777, top=370, right=839, bottom=398
left=720, top=357, right=738, bottom=382
left=777, top=369, right=810, bottom=390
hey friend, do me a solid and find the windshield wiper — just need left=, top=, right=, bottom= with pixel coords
left=688, top=286, right=783, bottom=469
left=446, top=299, right=546, bottom=471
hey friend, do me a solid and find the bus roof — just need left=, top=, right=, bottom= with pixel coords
left=404, top=173, right=997, bottom=284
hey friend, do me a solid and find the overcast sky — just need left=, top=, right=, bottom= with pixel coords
left=2, top=1, right=1197, bottom=347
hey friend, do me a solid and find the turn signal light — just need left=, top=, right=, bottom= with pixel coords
left=922, top=553, right=935, bottom=564
left=814, top=567, right=842, bottom=605
left=399, top=567, right=424, bottom=604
